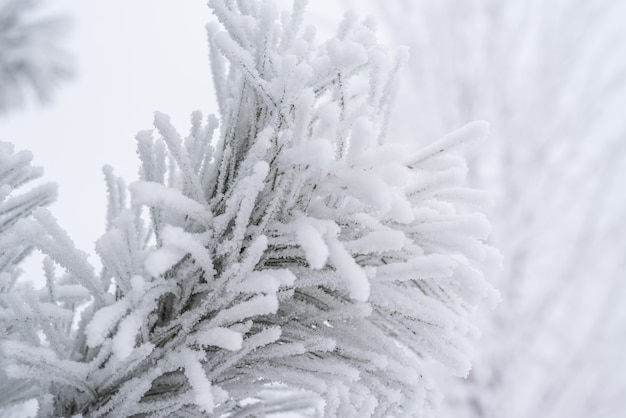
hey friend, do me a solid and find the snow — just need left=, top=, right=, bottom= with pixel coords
left=238, top=269, right=295, bottom=294
left=144, top=245, right=186, bottom=278
left=387, top=189, right=415, bottom=223
left=52, top=284, right=90, bottom=301
left=213, top=294, right=279, bottom=326
left=296, top=221, right=329, bottom=269
left=238, top=271, right=281, bottom=294
left=326, top=38, right=368, bottom=69
left=129, top=181, right=211, bottom=223
left=130, top=275, right=147, bottom=295
left=144, top=225, right=215, bottom=278
left=85, top=300, right=130, bottom=347
left=346, top=117, right=374, bottom=162
left=196, top=327, right=243, bottom=351
left=181, top=348, right=215, bottom=413
left=376, top=255, right=455, bottom=282
left=282, top=138, right=335, bottom=171
left=312, top=103, right=340, bottom=141
left=327, top=237, right=370, bottom=302
left=270, top=269, right=297, bottom=287
left=245, top=326, right=282, bottom=349
left=112, top=312, right=143, bottom=361
left=343, top=229, right=405, bottom=254
left=335, top=170, right=393, bottom=213
left=370, top=163, right=410, bottom=188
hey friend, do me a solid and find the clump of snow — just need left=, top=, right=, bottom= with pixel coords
left=196, top=327, right=243, bottom=351
left=296, top=221, right=329, bottom=269
left=85, top=300, right=130, bottom=347
left=129, top=181, right=211, bottom=223
left=144, top=226, right=215, bottom=278
left=327, top=237, right=370, bottom=302
left=181, top=349, right=215, bottom=413
left=112, top=312, right=142, bottom=360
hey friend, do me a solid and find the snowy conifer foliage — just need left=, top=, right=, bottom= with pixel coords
left=0, top=141, right=56, bottom=410
left=0, top=1, right=498, bottom=416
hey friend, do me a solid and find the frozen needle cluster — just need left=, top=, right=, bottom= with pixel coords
left=0, top=1, right=498, bottom=416
left=0, top=140, right=57, bottom=409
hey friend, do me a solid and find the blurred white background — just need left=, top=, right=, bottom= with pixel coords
left=346, top=1, right=626, bottom=417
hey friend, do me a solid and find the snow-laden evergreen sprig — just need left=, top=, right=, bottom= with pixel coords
left=0, top=140, right=57, bottom=298
left=0, top=140, right=57, bottom=411
left=0, top=1, right=498, bottom=417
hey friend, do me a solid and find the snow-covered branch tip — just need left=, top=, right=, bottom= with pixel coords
left=0, top=1, right=499, bottom=417
left=0, top=140, right=57, bottom=412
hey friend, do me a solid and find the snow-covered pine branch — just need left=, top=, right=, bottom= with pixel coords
left=0, top=140, right=57, bottom=411
left=0, top=1, right=498, bottom=417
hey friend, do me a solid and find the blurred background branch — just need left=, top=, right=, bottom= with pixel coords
left=342, top=0, right=626, bottom=416
left=0, top=0, right=72, bottom=113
